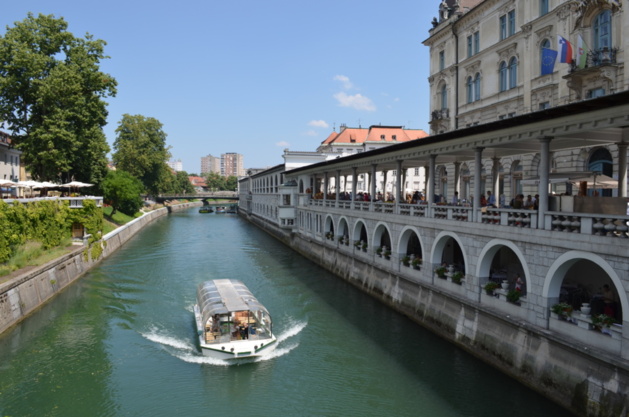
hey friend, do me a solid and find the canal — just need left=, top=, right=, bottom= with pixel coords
left=0, top=208, right=575, bottom=417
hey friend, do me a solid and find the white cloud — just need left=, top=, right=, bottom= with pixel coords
left=333, top=75, right=353, bottom=90
left=276, top=141, right=290, bottom=147
left=304, top=130, right=318, bottom=136
left=333, top=92, right=376, bottom=112
left=308, top=120, right=329, bottom=128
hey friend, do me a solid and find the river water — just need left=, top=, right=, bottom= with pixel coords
left=0, top=208, right=575, bottom=417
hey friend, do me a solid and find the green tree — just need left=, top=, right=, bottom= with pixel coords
left=224, top=175, right=238, bottom=191
left=204, top=172, right=225, bottom=191
left=101, top=170, right=143, bottom=215
left=112, top=114, right=171, bottom=195
left=174, top=171, right=195, bottom=195
left=0, top=13, right=116, bottom=183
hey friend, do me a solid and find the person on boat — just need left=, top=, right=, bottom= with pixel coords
left=239, top=323, right=249, bottom=339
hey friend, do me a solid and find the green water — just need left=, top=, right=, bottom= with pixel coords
left=0, top=209, right=575, bottom=417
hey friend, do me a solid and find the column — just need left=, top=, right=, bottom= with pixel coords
left=453, top=161, right=461, bottom=199
left=428, top=155, right=436, bottom=211
left=618, top=140, right=628, bottom=198
left=537, top=137, right=552, bottom=229
left=351, top=167, right=358, bottom=204
left=474, top=147, right=484, bottom=222
left=370, top=164, right=377, bottom=205
left=335, top=170, right=341, bottom=204
left=424, top=164, right=429, bottom=197
left=492, top=157, right=500, bottom=206
left=396, top=160, right=403, bottom=203
left=382, top=170, right=388, bottom=200
left=323, top=172, right=329, bottom=202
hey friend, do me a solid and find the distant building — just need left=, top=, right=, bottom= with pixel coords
left=167, top=159, right=183, bottom=172
left=201, top=154, right=221, bottom=175
left=0, top=131, right=21, bottom=182
left=188, top=175, right=207, bottom=192
left=221, top=153, right=245, bottom=177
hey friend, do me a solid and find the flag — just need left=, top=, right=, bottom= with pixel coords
left=577, top=34, right=589, bottom=69
left=558, top=35, right=573, bottom=64
left=541, top=48, right=558, bottom=75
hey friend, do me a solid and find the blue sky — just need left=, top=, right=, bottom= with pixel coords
left=3, top=1, right=439, bottom=174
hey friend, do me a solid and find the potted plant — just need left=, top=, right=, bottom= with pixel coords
left=411, top=257, right=422, bottom=270
left=354, top=240, right=361, bottom=249
left=451, top=271, right=464, bottom=284
left=551, top=303, right=573, bottom=320
left=384, top=249, right=391, bottom=259
left=401, top=255, right=411, bottom=267
left=361, top=241, right=368, bottom=252
left=592, top=314, right=615, bottom=331
left=376, top=247, right=383, bottom=257
left=506, top=289, right=521, bottom=305
left=484, top=281, right=499, bottom=295
left=338, top=235, right=344, bottom=244
left=435, top=266, right=447, bottom=279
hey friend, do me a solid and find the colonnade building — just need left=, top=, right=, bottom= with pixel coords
left=237, top=1, right=629, bottom=415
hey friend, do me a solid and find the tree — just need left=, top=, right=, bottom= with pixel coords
left=112, top=114, right=171, bottom=195
left=224, top=175, right=238, bottom=191
left=0, top=13, right=117, bottom=183
left=101, top=170, right=143, bottom=215
left=204, top=172, right=225, bottom=191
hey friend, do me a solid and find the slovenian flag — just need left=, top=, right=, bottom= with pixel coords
left=558, top=35, right=573, bottom=64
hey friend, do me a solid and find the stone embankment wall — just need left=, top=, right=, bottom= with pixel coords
left=241, top=211, right=629, bottom=417
left=0, top=202, right=201, bottom=335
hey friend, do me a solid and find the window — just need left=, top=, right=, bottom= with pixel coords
left=509, top=57, right=518, bottom=89
left=587, top=88, right=605, bottom=98
left=539, top=101, right=550, bottom=110
left=439, top=51, right=445, bottom=71
left=500, top=15, right=507, bottom=40
left=474, top=73, right=481, bottom=101
left=499, top=61, right=508, bottom=91
left=414, top=168, right=420, bottom=176
left=540, top=39, right=551, bottom=75
left=441, top=84, right=448, bottom=110
left=380, top=135, right=386, bottom=140
left=500, top=11, right=516, bottom=40
left=540, top=0, right=549, bottom=15
left=466, top=76, right=474, bottom=103
left=392, top=135, right=397, bottom=140
left=468, top=31, right=480, bottom=57
left=467, top=35, right=473, bottom=58
left=508, top=10, right=516, bottom=36
left=593, top=10, right=611, bottom=50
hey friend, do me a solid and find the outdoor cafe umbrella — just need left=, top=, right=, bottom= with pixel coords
left=16, top=180, right=43, bottom=197
left=61, top=181, right=94, bottom=194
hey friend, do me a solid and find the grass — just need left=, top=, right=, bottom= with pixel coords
left=0, top=239, right=75, bottom=280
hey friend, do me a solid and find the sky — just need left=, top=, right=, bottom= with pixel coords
left=3, top=0, right=440, bottom=174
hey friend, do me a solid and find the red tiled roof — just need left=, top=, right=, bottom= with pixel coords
left=188, top=176, right=207, bottom=187
left=321, top=126, right=428, bottom=146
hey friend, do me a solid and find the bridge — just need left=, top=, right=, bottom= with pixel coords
left=154, top=191, right=238, bottom=202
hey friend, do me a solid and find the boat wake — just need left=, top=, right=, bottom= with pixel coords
left=140, top=319, right=307, bottom=366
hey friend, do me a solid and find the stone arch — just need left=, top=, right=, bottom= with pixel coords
left=372, top=222, right=393, bottom=252
left=477, top=239, right=531, bottom=291
left=324, top=214, right=335, bottom=236
left=338, top=217, right=350, bottom=239
left=543, top=251, right=628, bottom=323
left=352, top=219, right=369, bottom=246
left=397, top=226, right=425, bottom=260
left=431, top=231, right=469, bottom=275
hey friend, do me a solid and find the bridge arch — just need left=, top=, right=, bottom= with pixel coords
left=396, top=226, right=425, bottom=262
left=431, top=231, right=469, bottom=276
left=477, top=239, right=530, bottom=291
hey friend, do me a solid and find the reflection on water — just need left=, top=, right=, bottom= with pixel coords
left=0, top=209, right=575, bottom=417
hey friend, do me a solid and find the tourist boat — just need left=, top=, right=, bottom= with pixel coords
left=215, top=206, right=226, bottom=213
left=199, top=207, right=214, bottom=213
left=194, top=279, right=277, bottom=359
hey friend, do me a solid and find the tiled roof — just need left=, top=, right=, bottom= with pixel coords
left=321, top=126, right=428, bottom=146
left=188, top=176, right=207, bottom=187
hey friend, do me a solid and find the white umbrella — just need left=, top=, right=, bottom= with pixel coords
left=61, top=181, right=93, bottom=188
left=0, top=179, right=17, bottom=186
left=17, top=180, right=43, bottom=196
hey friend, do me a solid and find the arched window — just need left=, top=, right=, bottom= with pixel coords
left=440, top=84, right=448, bottom=110
left=499, top=61, right=508, bottom=92
left=466, top=76, right=474, bottom=103
left=474, top=73, right=481, bottom=101
left=509, top=57, right=518, bottom=89
left=540, top=39, right=550, bottom=75
left=593, top=10, right=611, bottom=50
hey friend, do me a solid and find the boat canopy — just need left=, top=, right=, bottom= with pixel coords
left=196, top=279, right=270, bottom=326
